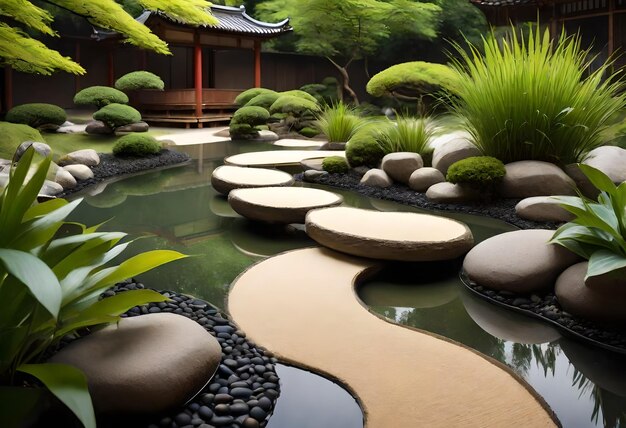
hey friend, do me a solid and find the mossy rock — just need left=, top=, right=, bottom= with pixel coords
left=235, top=88, right=277, bottom=106
left=232, top=106, right=270, bottom=126
left=366, top=61, right=460, bottom=99
left=299, top=127, right=320, bottom=138
left=115, top=71, right=164, bottom=92
left=113, top=134, right=161, bottom=157
left=74, top=86, right=129, bottom=109
left=346, top=134, right=386, bottom=167
left=447, top=156, right=506, bottom=189
left=229, top=123, right=257, bottom=138
left=93, top=103, right=142, bottom=129
left=245, top=93, right=281, bottom=109
left=5, top=103, right=66, bottom=129
left=322, top=156, right=350, bottom=173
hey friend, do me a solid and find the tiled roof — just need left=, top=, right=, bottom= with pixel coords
left=470, top=0, right=537, bottom=6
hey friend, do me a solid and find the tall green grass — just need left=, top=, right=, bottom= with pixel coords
left=449, top=26, right=626, bottom=165
left=374, top=116, right=435, bottom=155
left=315, top=102, right=370, bottom=142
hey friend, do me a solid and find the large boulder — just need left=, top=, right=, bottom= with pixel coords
left=425, top=182, right=479, bottom=204
left=115, top=121, right=149, bottom=133
left=49, top=313, right=222, bottom=414
left=85, top=120, right=113, bottom=135
left=55, top=167, right=77, bottom=189
left=409, top=167, right=445, bottom=192
left=564, top=164, right=599, bottom=199
left=582, top=146, right=626, bottom=184
left=381, top=152, right=423, bottom=184
left=431, top=137, right=480, bottom=175
left=15, top=141, right=51, bottom=161
left=515, top=197, right=574, bottom=223
left=360, top=169, right=393, bottom=188
left=499, top=161, right=576, bottom=198
left=555, top=262, right=626, bottom=327
left=463, top=229, right=580, bottom=293
left=63, top=164, right=94, bottom=180
left=58, top=149, right=100, bottom=167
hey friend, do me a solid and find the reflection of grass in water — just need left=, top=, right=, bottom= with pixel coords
left=84, top=187, right=127, bottom=208
left=572, top=370, right=626, bottom=428
left=116, top=171, right=171, bottom=196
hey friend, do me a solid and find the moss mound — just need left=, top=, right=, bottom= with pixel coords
left=115, top=71, right=165, bottom=92
left=5, top=103, right=66, bottom=129
left=235, top=88, right=277, bottom=106
left=245, top=93, right=281, bottom=109
left=447, top=156, right=506, bottom=189
left=346, top=133, right=386, bottom=167
left=93, top=103, right=142, bottom=129
left=322, top=156, right=350, bottom=173
left=366, top=61, right=460, bottom=98
left=74, top=86, right=129, bottom=109
left=112, top=134, right=161, bottom=157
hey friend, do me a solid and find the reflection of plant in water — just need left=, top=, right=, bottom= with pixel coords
left=510, top=343, right=559, bottom=377
left=572, top=370, right=626, bottom=428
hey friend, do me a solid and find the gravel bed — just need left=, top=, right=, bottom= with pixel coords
left=59, top=150, right=190, bottom=198
left=99, top=280, right=280, bottom=428
left=298, top=172, right=559, bottom=230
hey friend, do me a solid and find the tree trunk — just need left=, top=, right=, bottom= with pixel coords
left=327, top=57, right=359, bottom=105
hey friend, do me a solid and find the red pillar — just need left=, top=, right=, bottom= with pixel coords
left=194, top=32, right=203, bottom=126
left=107, top=48, right=115, bottom=86
left=254, top=40, right=261, bottom=88
left=74, top=41, right=81, bottom=94
left=4, top=66, right=13, bottom=112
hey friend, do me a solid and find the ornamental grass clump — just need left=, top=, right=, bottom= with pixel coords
left=374, top=116, right=435, bottom=155
left=315, top=102, right=369, bottom=143
left=449, top=26, right=626, bottom=165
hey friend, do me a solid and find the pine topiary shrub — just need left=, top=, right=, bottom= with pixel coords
left=115, top=71, right=165, bottom=92
left=112, top=134, right=162, bottom=157
left=235, top=88, right=277, bottom=106
left=269, top=95, right=321, bottom=116
left=93, top=103, right=141, bottom=129
left=367, top=61, right=460, bottom=99
left=245, top=93, right=281, bottom=109
left=74, top=86, right=129, bottom=109
left=446, top=156, right=506, bottom=189
left=280, top=89, right=319, bottom=104
left=232, top=106, right=270, bottom=126
left=5, top=103, right=66, bottom=129
left=322, top=156, right=350, bottom=173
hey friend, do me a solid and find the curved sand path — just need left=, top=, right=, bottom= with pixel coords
left=228, top=247, right=557, bottom=427
left=224, top=150, right=345, bottom=167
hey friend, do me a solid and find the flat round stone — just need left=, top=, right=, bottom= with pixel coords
left=228, top=187, right=343, bottom=224
left=305, top=207, right=474, bottom=261
left=224, top=150, right=345, bottom=167
left=273, top=139, right=325, bottom=148
left=211, top=165, right=294, bottom=195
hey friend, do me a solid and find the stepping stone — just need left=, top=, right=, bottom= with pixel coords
left=224, top=150, right=345, bottom=168
left=305, top=207, right=474, bottom=261
left=211, top=165, right=295, bottom=195
left=228, top=187, right=343, bottom=224
left=49, top=313, right=222, bottom=414
left=274, top=139, right=325, bottom=148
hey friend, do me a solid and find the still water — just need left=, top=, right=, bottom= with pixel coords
left=68, top=143, right=626, bottom=428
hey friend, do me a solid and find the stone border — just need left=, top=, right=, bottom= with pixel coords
left=461, top=274, right=626, bottom=355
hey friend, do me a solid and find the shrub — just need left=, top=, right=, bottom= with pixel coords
left=346, top=130, right=386, bottom=167
left=550, top=165, right=626, bottom=279
left=374, top=116, right=434, bottom=155
left=270, top=95, right=321, bottom=116
left=280, top=89, right=319, bottom=104
left=245, top=93, right=281, bottom=109
left=300, top=83, right=327, bottom=103
left=367, top=62, right=460, bottom=99
left=0, top=122, right=44, bottom=159
left=355, top=102, right=382, bottom=117
left=115, top=71, right=165, bottom=92
left=446, top=156, right=506, bottom=189
left=449, top=26, right=626, bottom=165
left=0, top=147, right=185, bottom=428
left=229, top=123, right=256, bottom=137
left=5, top=103, right=66, bottom=129
left=93, top=103, right=142, bottom=129
left=232, top=106, right=270, bottom=126
left=113, top=134, right=161, bottom=157
left=315, top=102, right=369, bottom=142
left=74, top=86, right=129, bottom=109
left=234, top=88, right=277, bottom=106
left=299, top=127, right=319, bottom=138
left=322, top=156, right=350, bottom=173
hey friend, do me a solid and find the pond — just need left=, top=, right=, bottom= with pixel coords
left=68, top=142, right=626, bottom=428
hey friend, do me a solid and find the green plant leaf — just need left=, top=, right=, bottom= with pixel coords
left=579, top=164, right=617, bottom=194
left=23, top=198, right=68, bottom=222
left=18, top=363, right=95, bottom=428
left=0, top=249, right=61, bottom=318
left=586, top=249, right=626, bottom=279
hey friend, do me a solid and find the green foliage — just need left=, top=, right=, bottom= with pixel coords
left=374, top=116, right=435, bottom=155
left=93, top=103, right=142, bottom=129
left=0, top=122, right=44, bottom=159
left=280, top=89, right=318, bottom=104
left=367, top=61, right=460, bottom=99
left=0, top=147, right=186, bottom=428
left=550, top=165, right=626, bottom=279
left=315, top=102, right=369, bottom=142
left=235, top=88, right=277, bottom=106
left=5, top=103, right=66, bottom=129
left=229, top=123, right=256, bottom=137
left=115, top=71, right=165, bottom=92
left=113, top=134, right=161, bottom=157
left=322, top=156, right=350, bottom=173
left=0, top=0, right=217, bottom=75
left=232, top=106, right=271, bottom=126
left=354, top=102, right=382, bottom=117
left=449, top=26, right=626, bottom=165
left=244, top=93, right=281, bottom=109
left=446, top=156, right=505, bottom=189
left=301, top=81, right=339, bottom=105
left=299, top=127, right=320, bottom=138
left=74, top=86, right=129, bottom=109
left=270, top=95, right=321, bottom=116
left=346, top=130, right=386, bottom=167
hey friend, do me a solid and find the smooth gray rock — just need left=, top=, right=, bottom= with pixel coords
left=409, top=167, right=445, bottom=192
left=319, top=141, right=347, bottom=151
left=425, top=182, right=479, bottom=203
left=15, top=141, right=51, bottom=161
left=63, top=164, right=94, bottom=180
left=582, top=146, right=626, bottom=184
left=255, top=130, right=279, bottom=142
left=58, top=149, right=100, bottom=167
left=303, top=170, right=329, bottom=182
left=381, top=152, right=423, bottom=184
left=565, top=163, right=599, bottom=199
left=41, top=180, right=63, bottom=196
left=49, top=313, right=222, bottom=414
left=515, top=196, right=575, bottom=223
left=115, top=121, right=149, bottom=133
left=85, top=120, right=113, bottom=135
left=55, top=167, right=77, bottom=189
left=463, top=229, right=580, bottom=293
left=432, top=137, right=480, bottom=175
left=360, top=169, right=393, bottom=188
left=499, top=161, right=576, bottom=198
